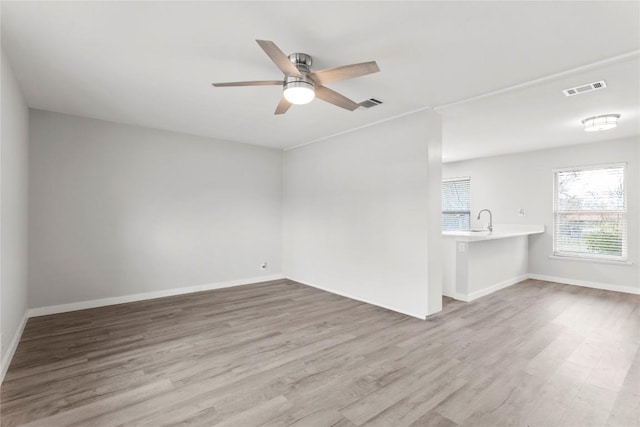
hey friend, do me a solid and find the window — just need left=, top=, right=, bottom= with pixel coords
left=553, top=164, right=627, bottom=261
left=442, top=177, right=470, bottom=231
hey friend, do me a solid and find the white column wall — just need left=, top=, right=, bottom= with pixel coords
left=284, top=110, right=442, bottom=318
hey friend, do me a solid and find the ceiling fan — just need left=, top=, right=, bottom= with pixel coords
left=212, top=40, right=380, bottom=115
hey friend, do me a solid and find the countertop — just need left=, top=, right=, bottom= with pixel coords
left=443, top=224, right=545, bottom=242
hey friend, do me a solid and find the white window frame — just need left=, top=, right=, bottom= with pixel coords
left=442, top=176, right=471, bottom=231
left=552, top=162, right=627, bottom=262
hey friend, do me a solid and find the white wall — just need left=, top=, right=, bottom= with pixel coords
left=283, top=110, right=442, bottom=319
left=443, top=137, right=640, bottom=292
left=1, top=49, right=30, bottom=376
left=425, top=111, right=444, bottom=314
left=467, top=236, right=528, bottom=294
left=443, top=235, right=529, bottom=300
left=28, top=110, right=283, bottom=309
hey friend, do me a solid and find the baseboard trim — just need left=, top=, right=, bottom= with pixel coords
left=467, top=274, right=530, bottom=301
left=442, top=291, right=469, bottom=302
left=28, top=274, right=285, bottom=318
left=1, top=311, right=29, bottom=384
left=286, top=276, right=427, bottom=319
left=527, top=274, right=640, bottom=295
left=444, top=274, right=529, bottom=302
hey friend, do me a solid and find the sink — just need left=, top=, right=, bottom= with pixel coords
left=467, top=229, right=491, bottom=233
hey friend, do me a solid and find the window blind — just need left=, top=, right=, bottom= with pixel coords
left=553, top=164, right=627, bottom=260
left=442, top=177, right=470, bottom=231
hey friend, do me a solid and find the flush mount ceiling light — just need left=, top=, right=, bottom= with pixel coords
left=582, top=114, right=621, bottom=132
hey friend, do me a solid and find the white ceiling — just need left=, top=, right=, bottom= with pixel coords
left=2, top=1, right=639, bottom=160
left=442, top=55, right=640, bottom=161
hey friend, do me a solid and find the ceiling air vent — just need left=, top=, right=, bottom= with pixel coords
left=359, top=98, right=383, bottom=108
left=562, top=80, right=607, bottom=97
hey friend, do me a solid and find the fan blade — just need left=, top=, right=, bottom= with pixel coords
left=275, top=96, right=292, bottom=115
left=315, top=86, right=359, bottom=111
left=309, top=61, right=379, bottom=85
left=256, top=40, right=302, bottom=77
left=212, top=80, right=283, bottom=87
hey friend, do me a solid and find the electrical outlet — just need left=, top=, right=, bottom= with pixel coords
left=518, top=208, right=525, bottom=216
left=261, top=262, right=267, bottom=270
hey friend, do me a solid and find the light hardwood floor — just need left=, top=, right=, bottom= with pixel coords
left=1, top=279, right=638, bottom=426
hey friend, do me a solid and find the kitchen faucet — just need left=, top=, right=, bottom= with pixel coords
left=477, top=209, right=493, bottom=232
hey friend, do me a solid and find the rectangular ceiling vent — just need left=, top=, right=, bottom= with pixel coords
left=359, top=98, right=383, bottom=108
left=562, top=80, right=607, bottom=97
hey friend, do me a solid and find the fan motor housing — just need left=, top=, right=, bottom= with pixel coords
left=285, top=53, right=315, bottom=91
left=285, top=74, right=314, bottom=89
left=288, top=53, right=312, bottom=72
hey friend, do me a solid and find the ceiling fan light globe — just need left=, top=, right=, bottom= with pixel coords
left=283, top=81, right=315, bottom=105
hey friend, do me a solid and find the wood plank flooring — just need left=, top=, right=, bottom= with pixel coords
left=1, top=279, right=638, bottom=426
